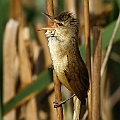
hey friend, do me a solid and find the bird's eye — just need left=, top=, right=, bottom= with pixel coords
left=57, top=23, right=63, bottom=26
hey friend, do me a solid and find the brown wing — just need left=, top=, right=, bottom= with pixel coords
left=64, top=39, right=89, bottom=105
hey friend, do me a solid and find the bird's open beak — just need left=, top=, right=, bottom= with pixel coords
left=38, top=12, right=55, bottom=31
left=38, top=24, right=55, bottom=31
left=41, top=12, right=53, bottom=21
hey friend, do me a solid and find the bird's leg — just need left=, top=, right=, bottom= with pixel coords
left=53, top=94, right=76, bottom=108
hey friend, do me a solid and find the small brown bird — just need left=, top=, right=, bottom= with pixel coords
left=41, top=12, right=89, bottom=105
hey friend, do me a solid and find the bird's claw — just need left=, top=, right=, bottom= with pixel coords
left=53, top=94, right=76, bottom=108
left=53, top=101, right=63, bottom=108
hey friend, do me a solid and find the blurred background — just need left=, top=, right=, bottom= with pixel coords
left=0, top=0, right=120, bottom=120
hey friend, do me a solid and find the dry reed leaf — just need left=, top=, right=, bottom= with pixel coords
left=31, top=39, right=56, bottom=120
left=31, top=40, right=44, bottom=77
left=18, top=26, right=37, bottom=120
left=73, top=96, right=81, bottom=120
left=36, top=83, right=57, bottom=120
left=26, top=98, right=38, bottom=120
left=3, top=19, right=19, bottom=120
left=18, top=26, right=32, bottom=88
left=34, top=23, right=52, bottom=68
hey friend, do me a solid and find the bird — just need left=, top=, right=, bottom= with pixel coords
left=40, top=11, right=89, bottom=106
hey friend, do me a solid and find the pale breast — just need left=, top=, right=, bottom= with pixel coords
left=48, top=36, right=68, bottom=73
left=47, top=36, right=73, bottom=92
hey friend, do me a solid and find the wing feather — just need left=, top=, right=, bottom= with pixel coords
left=64, top=38, right=89, bottom=104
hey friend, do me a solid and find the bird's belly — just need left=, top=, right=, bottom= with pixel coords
left=53, top=58, right=74, bottom=92
left=55, top=71, right=73, bottom=92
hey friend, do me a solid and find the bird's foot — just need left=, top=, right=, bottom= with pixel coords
left=53, top=94, right=76, bottom=108
left=53, top=101, right=63, bottom=108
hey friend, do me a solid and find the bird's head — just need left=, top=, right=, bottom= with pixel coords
left=40, top=12, right=79, bottom=38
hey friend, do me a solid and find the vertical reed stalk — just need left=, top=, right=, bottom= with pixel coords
left=46, top=0, right=63, bottom=120
left=92, top=26, right=101, bottom=120
left=83, top=0, right=91, bottom=119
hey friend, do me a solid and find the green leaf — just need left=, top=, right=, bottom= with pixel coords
left=80, top=19, right=120, bottom=61
left=3, top=69, right=53, bottom=115
left=116, top=0, right=120, bottom=10
left=102, top=20, right=120, bottom=49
